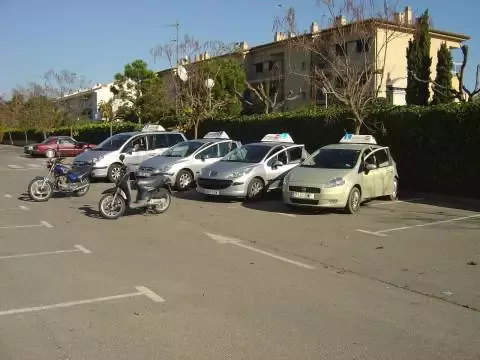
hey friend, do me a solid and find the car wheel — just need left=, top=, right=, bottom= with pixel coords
left=388, top=177, right=399, bottom=201
left=245, top=177, right=264, bottom=201
left=45, top=149, right=56, bottom=158
left=176, top=169, right=193, bottom=191
left=108, top=163, right=122, bottom=183
left=344, top=186, right=361, bottom=214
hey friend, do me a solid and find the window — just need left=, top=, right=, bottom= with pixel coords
left=268, top=60, right=275, bottom=71
left=375, top=149, right=391, bottom=168
left=163, top=141, right=205, bottom=158
left=124, top=136, right=147, bottom=152
left=147, top=134, right=168, bottom=149
left=167, top=134, right=185, bottom=147
left=198, top=144, right=219, bottom=159
left=59, top=138, right=75, bottom=145
left=363, top=149, right=376, bottom=169
left=287, top=147, right=303, bottom=164
left=268, top=150, right=288, bottom=167
left=218, top=141, right=234, bottom=157
left=356, top=38, right=371, bottom=53
left=222, top=144, right=272, bottom=163
left=335, top=43, right=347, bottom=56
left=255, top=63, right=263, bottom=73
left=302, top=149, right=361, bottom=169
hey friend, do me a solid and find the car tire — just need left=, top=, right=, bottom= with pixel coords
left=108, top=163, right=122, bottom=183
left=388, top=177, right=399, bottom=201
left=245, top=177, right=264, bottom=201
left=176, top=169, right=193, bottom=191
left=45, top=149, right=56, bottom=158
left=344, top=186, right=361, bottom=214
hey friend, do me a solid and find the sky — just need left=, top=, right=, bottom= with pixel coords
left=1, top=0, right=479, bottom=97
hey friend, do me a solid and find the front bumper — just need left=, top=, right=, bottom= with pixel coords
left=196, top=177, right=248, bottom=198
left=73, top=162, right=107, bottom=178
left=282, top=182, right=350, bottom=208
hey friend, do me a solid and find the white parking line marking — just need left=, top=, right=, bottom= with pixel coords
left=40, top=221, right=54, bottom=228
left=205, top=232, right=315, bottom=270
left=27, top=163, right=42, bottom=168
left=7, top=165, right=23, bottom=169
left=357, top=213, right=480, bottom=237
left=367, top=198, right=425, bottom=206
left=0, top=221, right=53, bottom=230
left=74, top=245, right=92, bottom=254
left=356, top=229, right=388, bottom=237
left=0, top=206, right=28, bottom=212
left=4, top=194, right=12, bottom=198
left=278, top=213, right=296, bottom=218
left=135, top=286, right=165, bottom=302
left=0, top=286, right=164, bottom=316
left=19, top=205, right=29, bottom=211
left=0, top=245, right=91, bottom=260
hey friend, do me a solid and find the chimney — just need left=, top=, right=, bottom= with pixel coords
left=334, top=15, right=347, bottom=26
left=310, top=21, right=319, bottom=34
left=287, top=32, right=296, bottom=38
left=204, top=52, right=210, bottom=60
left=404, top=6, right=413, bottom=25
left=239, top=41, right=249, bottom=51
left=198, top=53, right=204, bottom=61
left=274, top=32, right=283, bottom=41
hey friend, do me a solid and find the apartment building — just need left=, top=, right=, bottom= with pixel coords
left=54, top=82, right=120, bottom=120
left=157, top=5, right=470, bottom=110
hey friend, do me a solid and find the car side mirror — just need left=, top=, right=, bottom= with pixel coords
left=365, top=163, right=377, bottom=171
left=272, top=160, right=284, bottom=169
left=200, top=154, right=206, bottom=162
left=119, top=154, right=125, bottom=162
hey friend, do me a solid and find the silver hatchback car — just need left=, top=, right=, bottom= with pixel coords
left=135, top=132, right=241, bottom=190
left=196, top=133, right=309, bottom=200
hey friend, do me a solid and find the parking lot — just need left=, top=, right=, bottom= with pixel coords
left=0, top=145, right=479, bottom=360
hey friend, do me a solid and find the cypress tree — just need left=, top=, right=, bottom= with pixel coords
left=405, top=10, right=432, bottom=105
left=432, top=42, right=454, bottom=104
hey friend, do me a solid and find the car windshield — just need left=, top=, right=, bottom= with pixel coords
left=94, top=134, right=132, bottom=151
left=301, top=148, right=361, bottom=169
left=221, top=144, right=271, bottom=163
left=162, top=141, right=206, bottom=157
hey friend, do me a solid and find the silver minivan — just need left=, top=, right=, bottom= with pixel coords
left=72, top=124, right=186, bottom=182
left=135, top=131, right=242, bottom=190
left=196, top=133, right=309, bottom=200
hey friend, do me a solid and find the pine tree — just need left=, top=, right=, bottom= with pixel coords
left=405, top=10, right=432, bottom=105
left=432, top=42, right=454, bottom=104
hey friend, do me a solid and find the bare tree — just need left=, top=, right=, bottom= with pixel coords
left=151, top=36, right=242, bottom=138
left=43, top=70, right=92, bottom=135
left=275, top=0, right=401, bottom=134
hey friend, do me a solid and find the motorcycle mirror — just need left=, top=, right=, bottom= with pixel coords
left=119, top=154, right=125, bottom=162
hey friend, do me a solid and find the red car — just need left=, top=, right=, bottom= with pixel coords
left=24, top=136, right=96, bottom=158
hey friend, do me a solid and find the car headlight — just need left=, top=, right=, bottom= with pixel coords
left=89, top=155, right=104, bottom=165
left=153, top=164, right=172, bottom=173
left=324, top=177, right=345, bottom=188
left=226, top=167, right=253, bottom=180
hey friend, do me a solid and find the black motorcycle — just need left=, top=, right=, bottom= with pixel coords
left=98, top=154, right=172, bottom=219
left=28, top=157, right=91, bottom=202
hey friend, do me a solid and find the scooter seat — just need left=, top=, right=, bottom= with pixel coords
left=137, top=175, right=166, bottom=190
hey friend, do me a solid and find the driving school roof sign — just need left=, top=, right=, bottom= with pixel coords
left=340, top=133, right=377, bottom=144
left=261, top=133, right=294, bottom=143
left=203, top=131, right=230, bottom=139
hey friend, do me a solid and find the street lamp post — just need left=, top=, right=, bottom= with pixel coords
left=205, top=78, right=215, bottom=112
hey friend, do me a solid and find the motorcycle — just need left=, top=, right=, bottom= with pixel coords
left=98, top=154, right=172, bottom=219
left=28, top=157, right=91, bottom=202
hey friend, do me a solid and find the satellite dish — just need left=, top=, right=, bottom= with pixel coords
left=177, top=65, right=188, bottom=82
left=205, top=78, right=215, bottom=89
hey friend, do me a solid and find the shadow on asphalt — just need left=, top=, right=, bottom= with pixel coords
left=17, top=192, right=71, bottom=202
left=172, top=189, right=238, bottom=204
left=402, top=194, right=480, bottom=213
left=78, top=205, right=145, bottom=220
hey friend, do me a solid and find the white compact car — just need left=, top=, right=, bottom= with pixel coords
left=72, top=124, right=187, bottom=182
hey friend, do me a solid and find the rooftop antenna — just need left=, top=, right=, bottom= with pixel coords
left=166, top=19, right=180, bottom=116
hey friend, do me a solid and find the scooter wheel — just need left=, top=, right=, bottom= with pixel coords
left=151, top=189, right=171, bottom=214
left=99, top=194, right=126, bottom=219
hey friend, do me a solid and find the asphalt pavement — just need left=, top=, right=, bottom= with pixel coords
left=0, top=145, right=479, bottom=360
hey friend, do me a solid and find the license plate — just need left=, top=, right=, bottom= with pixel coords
left=292, top=192, right=315, bottom=199
left=204, top=189, right=220, bottom=195
left=136, top=172, right=149, bottom=177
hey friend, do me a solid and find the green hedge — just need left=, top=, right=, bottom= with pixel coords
left=2, top=103, right=480, bottom=198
